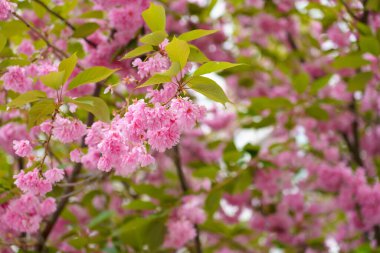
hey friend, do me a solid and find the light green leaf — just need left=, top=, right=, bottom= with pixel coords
left=189, top=45, right=209, bottom=63
left=250, top=97, right=293, bottom=112
left=178, top=29, right=218, bottom=41
left=67, top=96, right=110, bottom=122
left=68, top=66, right=118, bottom=90
left=187, top=76, right=230, bottom=104
left=72, top=23, right=100, bottom=38
left=138, top=74, right=171, bottom=88
left=59, top=53, right=78, bottom=83
left=124, top=200, right=156, bottom=211
left=28, top=99, right=56, bottom=128
left=80, top=10, right=104, bottom=19
left=359, top=36, right=380, bottom=55
left=142, top=3, right=166, bottom=32
left=194, top=61, right=242, bottom=76
left=165, top=37, right=190, bottom=69
left=348, top=72, right=373, bottom=92
left=40, top=71, right=66, bottom=90
left=122, top=45, right=153, bottom=60
left=331, top=54, right=369, bottom=69
left=139, top=31, right=168, bottom=46
left=292, top=72, right=310, bottom=94
left=0, top=34, right=6, bottom=53
left=8, top=91, right=47, bottom=108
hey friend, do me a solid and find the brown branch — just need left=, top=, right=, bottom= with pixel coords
left=173, top=145, right=202, bottom=253
left=31, top=0, right=97, bottom=48
left=36, top=83, right=102, bottom=252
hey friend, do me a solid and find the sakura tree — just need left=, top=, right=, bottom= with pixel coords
left=0, top=0, right=380, bottom=252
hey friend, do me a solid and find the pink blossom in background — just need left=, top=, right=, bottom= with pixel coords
left=1, top=66, right=33, bottom=93
left=13, top=140, right=33, bottom=157
left=0, top=0, right=15, bottom=20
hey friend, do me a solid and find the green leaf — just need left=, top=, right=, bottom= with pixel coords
left=67, top=96, right=110, bottom=122
left=28, top=99, right=56, bottom=128
left=122, top=45, right=153, bottom=60
left=178, top=29, right=218, bottom=41
left=348, top=72, right=373, bottom=92
left=80, top=10, right=104, bottom=19
left=72, top=23, right=100, bottom=38
left=59, top=53, right=78, bottom=83
left=192, top=166, right=219, bottom=179
left=68, top=42, right=85, bottom=58
left=139, top=31, right=168, bottom=46
left=187, top=76, right=230, bottom=104
left=366, top=0, right=380, bottom=11
left=165, top=38, right=190, bottom=69
left=305, top=104, right=329, bottom=121
left=331, top=54, right=369, bottom=69
left=68, top=66, right=118, bottom=90
left=113, top=214, right=167, bottom=251
left=250, top=97, right=293, bottom=112
left=310, top=74, right=332, bottom=94
left=40, top=71, right=66, bottom=90
left=189, top=45, right=209, bottom=63
left=124, top=200, right=156, bottom=211
left=0, top=34, right=6, bottom=53
left=89, top=211, right=113, bottom=228
left=142, top=3, right=166, bottom=32
left=138, top=74, right=171, bottom=88
left=205, top=189, right=222, bottom=216
left=292, top=72, right=310, bottom=93
left=8, top=91, right=47, bottom=108
left=194, top=61, right=242, bottom=76
left=359, top=36, right=380, bottom=55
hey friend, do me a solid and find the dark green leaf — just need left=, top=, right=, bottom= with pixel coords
left=305, top=104, right=329, bottom=121
left=292, top=72, right=309, bottom=93
left=331, top=54, right=369, bottom=69
left=348, top=72, right=373, bottom=92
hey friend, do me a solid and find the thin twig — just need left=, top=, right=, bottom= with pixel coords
left=12, top=12, right=68, bottom=59
left=36, top=83, right=102, bottom=252
left=31, top=0, right=97, bottom=48
left=173, top=145, right=203, bottom=253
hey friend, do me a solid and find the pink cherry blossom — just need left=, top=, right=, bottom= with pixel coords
left=52, top=115, right=87, bottom=143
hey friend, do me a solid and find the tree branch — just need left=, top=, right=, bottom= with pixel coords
left=36, top=83, right=102, bottom=252
left=173, top=145, right=202, bottom=253
left=31, top=0, right=97, bottom=48
left=12, top=12, right=68, bottom=59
